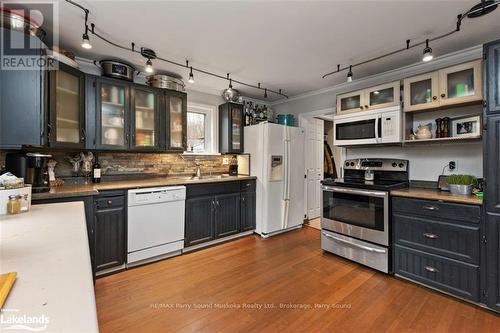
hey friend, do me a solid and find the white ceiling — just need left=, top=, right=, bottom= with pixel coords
left=44, top=0, right=500, bottom=101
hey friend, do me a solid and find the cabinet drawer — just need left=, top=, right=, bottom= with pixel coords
left=187, top=181, right=240, bottom=197
left=394, top=245, right=480, bottom=301
left=240, top=179, right=256, bottom=192
left=393, top=214, right=480, bottom=264
left=392, top=197, right=481, bottom=224
left=95, top=196, right=125, bottom=210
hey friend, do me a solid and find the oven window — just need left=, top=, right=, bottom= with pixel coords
left=323, top=191, right=385, bottom=231
left=336, top=119, right=379, bottom=140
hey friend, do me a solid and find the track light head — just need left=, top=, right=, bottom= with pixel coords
left=264, top=89, right=268, bottom=98
left=188, top=67, right=194, bottom=84
left=145, top=58, right=154, bottom=73
left=347, top=65, right=353, bottom=82
left=229, top=78, right=233, bottom=89
left=422, top=39, right=433, bottom=62
left=81, top=32, right=92, bottom=49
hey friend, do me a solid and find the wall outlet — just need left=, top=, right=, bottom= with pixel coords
left=222, top=157, right=230, bottom=165
left=449, top=161, right=457, bottom=171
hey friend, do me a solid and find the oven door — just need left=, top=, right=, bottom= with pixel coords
left=334, top=114, right=381, bottom=146
left=321, top=185, right=389, bottom=246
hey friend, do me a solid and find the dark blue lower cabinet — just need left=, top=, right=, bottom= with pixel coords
left=486, top=213, right=500, bottom=311
left=241, top=191, right=256, bottom=232
left=394, top=245, right=480, bottom=301
left=215, top=193, right=241, bottom=238
left=185, top=195, right=216, bottom=247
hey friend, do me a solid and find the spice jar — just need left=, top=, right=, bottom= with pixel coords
left=19, top=194, right=30, bottom=213
left=7, top=195, right=21, bottom=215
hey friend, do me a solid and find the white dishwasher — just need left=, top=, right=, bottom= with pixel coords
left=127, top=186, right=186, bottom=266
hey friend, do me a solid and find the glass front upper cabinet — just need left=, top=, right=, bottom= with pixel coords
left=49, top=63, right=85, bottom=148
left=336, top=90, right=364, bottom=114
left=132, top=88, right=158, bottom=150
left=231, top=103, right=243, bottom=151
left=403, top=72, right=440, bottom=112
left=167, top=93, right=186, bottom=150
left=438, top=60, right=483, bottom=106
left=365, top=81, right=400, bottom=110
left=99, top=81, right=128, bottom=148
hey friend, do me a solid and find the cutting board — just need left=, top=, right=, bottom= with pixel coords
left=0, top=272, right=17, bottom=308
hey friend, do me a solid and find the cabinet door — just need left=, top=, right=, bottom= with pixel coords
left=438, top=60, right=483, bottom=106
left=49, top=63, right=85, bottom=148
left=96, top=79, right=130, bottom=150
left=185, top=195, right=215, bottom=247
left=215, top=193, right=241, bottom=238
left=229, top=103, right=244, bottom=153
left=241, top=191, right=256, bottom=232
left=365, top=81, right=400, bottom=110
left=403, top=72, right=440, bottom=111
left=484, top=114, right=500, bottom=214
left=0, top=29, right=43, bottom=149
left=486, top=213, right=500, bottom=312
left=95, top=204, right=126, bottom=272
left=166, top=91, right=187, bottom=151
left=486, top=40, right=500, bottom=114
left=336, top=90, right=365, bottom=114
left=131, top=86, right=160, bottom=150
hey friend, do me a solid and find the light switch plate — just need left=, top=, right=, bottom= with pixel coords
left=222, top=157, right=229, bottom=165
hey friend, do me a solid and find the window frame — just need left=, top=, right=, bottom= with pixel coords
left=185, top=102, right=219, bottom=155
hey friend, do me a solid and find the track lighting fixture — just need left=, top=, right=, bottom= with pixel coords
left=188, top=67, right=194, bottom=84
left=347, top=66, right=353, bottom=82
left=422, top=39, right=433, bottom=62
left=81, top=32, right=91, bottom=49
left=145, top=58, right=154, bottom=73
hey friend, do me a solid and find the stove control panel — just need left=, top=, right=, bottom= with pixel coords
left=343, top=158, right=408, bottom=172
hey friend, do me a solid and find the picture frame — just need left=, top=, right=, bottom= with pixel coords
left=451, top=115, right=482, bottom=138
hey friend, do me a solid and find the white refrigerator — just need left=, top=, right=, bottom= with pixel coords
left=244, top=122, right=305, bottom=237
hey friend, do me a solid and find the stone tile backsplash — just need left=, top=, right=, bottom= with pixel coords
left=0, top=150, right=233, bottom=178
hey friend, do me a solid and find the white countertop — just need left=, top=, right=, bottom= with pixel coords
left=0, top=202, right=99, bottom=333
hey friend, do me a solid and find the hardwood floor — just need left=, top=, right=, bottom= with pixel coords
left=95, top=227, right=499, bottom=333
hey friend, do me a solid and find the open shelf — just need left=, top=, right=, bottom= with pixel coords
left=403, top=136, right=482, bottom=144
left=56, top=86, right=78, bottom=95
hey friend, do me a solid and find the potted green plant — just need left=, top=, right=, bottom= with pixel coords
left=447, top=174, right=477, bottom=196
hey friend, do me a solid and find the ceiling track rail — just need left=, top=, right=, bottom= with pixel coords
left=321, top=0, right=499, bottom=79
left=64, top=0, right=288, bottom=99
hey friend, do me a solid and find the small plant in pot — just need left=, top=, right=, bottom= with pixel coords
left=447, top=174, right=477, bottom=196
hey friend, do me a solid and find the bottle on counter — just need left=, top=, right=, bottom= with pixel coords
left=7, top=195, right=20, bottom=215
left=92, top=155, right=101, bottom=183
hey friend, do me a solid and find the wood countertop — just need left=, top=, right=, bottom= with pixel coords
left=32, top=175, right=257, bottom=200
left=391, top=187, right=483, bottom=205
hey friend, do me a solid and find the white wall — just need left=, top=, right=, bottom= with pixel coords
left=345, top=143, right=482, bottom=181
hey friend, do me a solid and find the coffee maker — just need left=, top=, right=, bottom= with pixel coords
left=5, top=152, right=52, bottom=193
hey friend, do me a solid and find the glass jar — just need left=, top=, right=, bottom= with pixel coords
left=19, top=194, right=30, bottom=213
left=7, top=195, right=21, bottom=215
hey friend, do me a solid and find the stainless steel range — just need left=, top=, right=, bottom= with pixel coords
left=320, top=158, right=409, bottom=273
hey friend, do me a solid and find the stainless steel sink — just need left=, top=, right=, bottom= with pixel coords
left=167, top=174, right=233, bottom=181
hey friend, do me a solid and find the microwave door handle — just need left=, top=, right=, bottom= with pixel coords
left=374, top=116, right=381, bottom=142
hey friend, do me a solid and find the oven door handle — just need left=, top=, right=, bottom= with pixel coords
left=321, top=185, right=387, bottom=198
left=322, top=232, right=387, bottom=253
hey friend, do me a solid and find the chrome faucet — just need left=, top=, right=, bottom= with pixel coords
left=195, top=160, right=202, bottom=178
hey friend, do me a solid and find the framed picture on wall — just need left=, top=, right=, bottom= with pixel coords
left=451, top=115, right=482, bottom=138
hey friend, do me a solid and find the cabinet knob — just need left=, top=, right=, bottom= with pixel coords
left=422, top=205, right=438, bottom=211
left=365, top=105, right=369, bottom=109
left=423, top=233, right=439, bottom=239
left=432, top=96, right=438, bottom=100
left=360, top=106, right=364, bottom=110
left=425, top=266, right=439, bottom=273
left=441, top=93, right=446, bottom=98
left=107, top=200, right=112, bottom=205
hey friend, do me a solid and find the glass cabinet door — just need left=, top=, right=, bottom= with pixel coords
left=366, top=81, right=400, bottom=110
left=403, top=72, right=440, bottom=112
left=132, top=89, right=157, bottom=149
left=230, top=104, right=243, bottom=151
left=50, top=64, right=84, bottom=147
left=167, top=94, right=186, bottom=150
left=336, top=90, right=365, bottom=114
left=438, top=60, right=483, bottom=106
left=99, top=82, right=127, bottom=148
